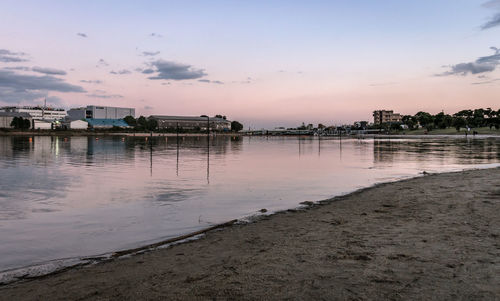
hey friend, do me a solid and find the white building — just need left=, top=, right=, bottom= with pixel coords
left=67, top=105, right=135, bottom=120
left=2, top=106, right=67, bottom=120
left=62, top=120, right=88, bottom=130
left=33, top=120, right=52, bottom=130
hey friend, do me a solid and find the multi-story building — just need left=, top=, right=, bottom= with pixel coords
left=67, top=106, right=135, bottom=120
left=150, top=115, right=231, bottom=131
left=1, top=106, right=67, bottom=120
left=373, top=110, right=402, bottom=125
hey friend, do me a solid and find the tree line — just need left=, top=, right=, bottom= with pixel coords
left=382, top=108, right=500, bottom=131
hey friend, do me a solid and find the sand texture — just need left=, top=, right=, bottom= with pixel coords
left=1, top=168, right=499, bottom=300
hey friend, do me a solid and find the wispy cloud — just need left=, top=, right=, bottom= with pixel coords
left=481, top=0, right=500, bottom=30
left=80, top=80, right=103, bottom=84
left=150, top=33, right=163, bottom=38
left=437, top=47, right=500, bottom=76
left=32, top=66, right=67, bottom=75
left=86, top=90, right=123, bottom=98
left=96, top=59, right=109, bottom=67
left=198, top=79, right=224, bottom=84
left=472, top=78, right=500, bottom=85
left=77, top=32, right=88, bottom=38
left=0, top=49, right=28, bottom=63
left=142, top=51, right=160, bottom=56
left=0, top=69, right=85, bottom=103
left=147, top=60, right=207, bottom=80
left=110, top=69, right=131, bottom=75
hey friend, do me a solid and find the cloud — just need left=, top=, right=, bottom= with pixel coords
left=86, top=90, right=123, bottom=99
left=198, top=79, right=224, bottom=84
left=0, top=69, right=85, bottom=103
left=141, top=68, right=155, bottom=74
left=32, top=66, right=67, bottom=75
left=4, top=66, right=31, bottom=71
left=147, top=60, right=207, bottom=80
left=110, top=69, right=131, bottom=75
left=4, top=66, right=67, bottom=75
left=97, top=59, right=109, bottom=67
left=150, top=33, right=163, bottom=38
left=481, top=0, right=500, bottom=29
left=471, top=78, right=500, bottom=85
left=142, top=51, right=160, bottom=56
left=77, top=32, right=88, bottom=38
left=0, top=49, right=28, bottom=63
left=80, top=79, right=103, bottom=84
left=437, top=47, right=500, bottom=76
left=144, top=105, right=154, bottom=110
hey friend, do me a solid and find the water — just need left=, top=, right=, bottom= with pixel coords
left=1, top=135, right=499, bottom=277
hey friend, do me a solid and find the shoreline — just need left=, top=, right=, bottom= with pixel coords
left=0, top=168, right=500, bottom=300
left=0, top=131, right=243, bottom=137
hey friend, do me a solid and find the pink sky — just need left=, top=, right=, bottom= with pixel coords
left=1, top=1, right=499, bottom=128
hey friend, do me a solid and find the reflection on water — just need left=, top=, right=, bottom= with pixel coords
left=0, top=135, right=499, bottom=273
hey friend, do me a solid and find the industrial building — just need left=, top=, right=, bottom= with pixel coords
left=1, top=106, right=67, bottom=120
left=67, top=106, right=135, bottom=120
left=0, top=112, right=32, bottom=128
left=149, top=115, right=231, bottom=131
left=373, top=110, right=402, bottom=125
left=62, top=120, right=88, bottom=130
left=86, top=119, right=130, bottom=129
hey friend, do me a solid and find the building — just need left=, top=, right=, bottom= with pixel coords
left=0, top=112, right=32, bottom=128
left=150, top=115, right=231, bottom=131
left=86, top=119, right=131, bottom=129
left=1, top=106, right=66, bottom=120
left=33, top=119, right=52, bottom=130
left=67, top=106, right=135, bottom=120
left=373, top=110, right=402, bottom=125
left=62, top=120, right=88, bottom=130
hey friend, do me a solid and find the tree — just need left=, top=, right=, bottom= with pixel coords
left=10, top=117, right=31, bottom=130
left=415, top=111, right=434, bottom=130
left=231, top=121, right=243, bottom=132
left=146, top=119, right=158, bottom=131
left=124, top=115, right=136, bottom=126
left=452, top=116, right=466, bottom=131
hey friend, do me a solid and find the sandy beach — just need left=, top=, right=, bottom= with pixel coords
left=1, top=168, right=499, bottom=300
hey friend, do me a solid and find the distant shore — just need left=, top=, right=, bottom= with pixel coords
left=1, top=167, right=499, bottom=300
left=0, top=130, right=243, bottom=137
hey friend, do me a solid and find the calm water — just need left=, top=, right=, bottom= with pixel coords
left=1, top=135, right=500, bottom=276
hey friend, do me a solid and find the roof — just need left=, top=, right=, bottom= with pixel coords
left=0, top=112, right=32, bottom=118
left=86, top=119, right=130, bottom=127
left=149, top=115, right=230, bottom=122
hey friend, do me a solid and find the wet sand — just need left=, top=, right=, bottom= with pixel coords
left=1, top=168, right=499, bottom=300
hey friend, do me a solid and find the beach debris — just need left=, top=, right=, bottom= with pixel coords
left=422, top=171, right=430, bottom=175
left=259, top=208, right=267, bottom=213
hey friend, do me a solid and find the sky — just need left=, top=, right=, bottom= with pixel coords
left=0, top=0, right=499, bottom=129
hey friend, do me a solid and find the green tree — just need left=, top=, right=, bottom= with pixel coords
left=124, top=115, right=136, bottom=126
left=10, top=117, right=31, bottom=130
left=146, top=119, right=158, bottom=131
left=452, top=116, right=466, bottom=131
left=415, top=111, right=434, bottom=130
left=231, top=120, right=243, bottom=132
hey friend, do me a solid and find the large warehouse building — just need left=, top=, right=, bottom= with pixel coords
left=149, top=115, right=231, bottom=131
left=67, top=106, right=135, bottom=120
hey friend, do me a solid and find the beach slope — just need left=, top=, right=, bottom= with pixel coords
left=1, top=168, right=499, bottom=300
